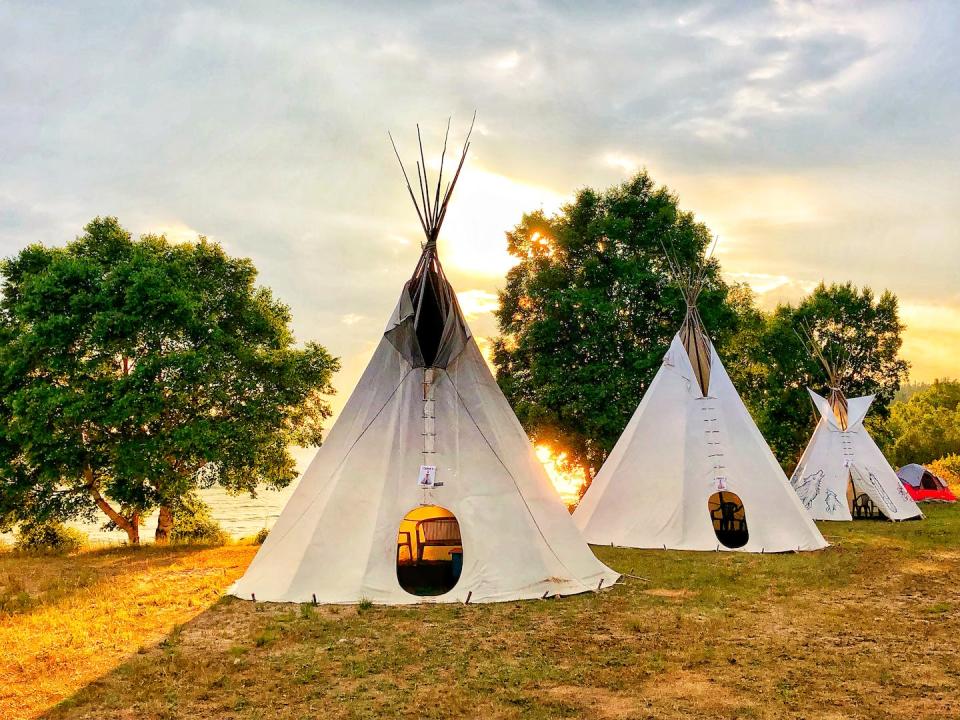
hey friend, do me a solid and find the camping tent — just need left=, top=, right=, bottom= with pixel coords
left=789, top=330, right=922, bottom=522
left=896, top=464, right=957, bottom=503
left=230, top=122, right=619, bottom=604
left=573, top=258, right=827, bottom=553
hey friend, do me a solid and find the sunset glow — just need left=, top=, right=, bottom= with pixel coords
left=535, top=444, right=588, bottom=507
left=438, top=167, right=566, bottom=277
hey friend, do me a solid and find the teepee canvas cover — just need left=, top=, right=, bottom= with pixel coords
left=790, top=390, right=922, bottom=521
left=573, top=263, right=827, bottom=553
left=230, top=123, right=618, bottom=604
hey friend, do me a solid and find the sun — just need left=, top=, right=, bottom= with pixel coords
left=535, top=444, right=588, bottom=508
left=437, top=166, right=566, bottom=277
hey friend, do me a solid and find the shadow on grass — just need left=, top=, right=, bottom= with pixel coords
left=0, top=544, right=219, bottom=618
left=39, top=599, right=234, bottom=719
left=1, top=543, right=255, bottom=720
left=34, top=505, right=960, bottom=720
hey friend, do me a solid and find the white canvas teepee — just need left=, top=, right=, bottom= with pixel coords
left=790, top=390, right=922, bottom=521
left=789, top=328, right=921, bottom=522
left=230, top=122, right=618, bottom=604
left=573, top=260, right=827, bottom=553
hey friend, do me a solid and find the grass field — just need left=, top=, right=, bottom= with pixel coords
left=2, top=505, right=959, bottom=720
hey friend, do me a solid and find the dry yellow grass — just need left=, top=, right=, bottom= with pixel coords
left=0, top=544, right=255, bottom=720
left=2, top=505, right=959, bottom=720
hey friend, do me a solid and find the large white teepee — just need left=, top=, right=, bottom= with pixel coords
left=230, top=123, right=618, bottom=604
left=790, top=390, right=922, bottom=522
left=573, top=262, right=827, bottom=553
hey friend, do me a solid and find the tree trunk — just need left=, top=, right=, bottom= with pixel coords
left=130, top=511, right=141, bottom=544
left=577, top=464, right=594, bottom=504
left=86, top=467, right=140, bottom=545
left=155, top=504, right=174, bottom=544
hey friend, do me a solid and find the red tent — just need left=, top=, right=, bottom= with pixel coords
left=897, top=464, right=958, bottom=502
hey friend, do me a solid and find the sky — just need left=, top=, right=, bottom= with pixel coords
left=2, top=0, right=959, bottom=424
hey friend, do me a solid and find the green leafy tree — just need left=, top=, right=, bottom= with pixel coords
left=882, top=379, right=960, bottom=466
left=492, top=171, right=751, bottom=481
left=744, top=282, right=909, bottom=469
left=0, top=217, right=339, bottom=544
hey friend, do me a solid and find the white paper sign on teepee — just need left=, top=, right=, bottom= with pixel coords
left=417, top=465, right=436, bottom=488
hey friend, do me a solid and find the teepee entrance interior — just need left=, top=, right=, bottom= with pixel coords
left=397, top=506, right=463, bottom=597
left=848, top=472, right=885, bottom=519
left=708, top=491, right=749, bottom=548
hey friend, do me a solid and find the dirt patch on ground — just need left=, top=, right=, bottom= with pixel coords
left=933, top=549, right=960, bottom=561
left=643, top=669, right=743, bottom=709
left=902, top=560, right=950, bottom=575
left=643, top=588, right=695, bottom=599
left=546, top=685, right=646, bottom=719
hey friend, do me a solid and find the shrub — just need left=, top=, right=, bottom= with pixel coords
left=170, top=496, right=229, bottom=545
left=14, top=521, right=87, bottom=554
left=0, top=577, right=33, bottom=614
left=929, top=454, right=960, bottom=487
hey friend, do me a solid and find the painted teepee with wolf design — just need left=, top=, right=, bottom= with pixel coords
left=230, top=119, right=618, bottom=604
left=574, top=252, right=827, bottom=553
left=789, top=329, right=922, bottom=522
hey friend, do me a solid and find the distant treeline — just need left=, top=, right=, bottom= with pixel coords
left=492, top=170, right=955, bottom=487
left=2, top=174, right=957, bottom=541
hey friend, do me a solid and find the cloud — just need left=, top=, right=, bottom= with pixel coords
left=724, top=271, right=818, bottom=307
left=603, top=153, right=642, bottom=174
left=899, top=302, right=960, bottom=382
left=439, top=165, right=567, bottom=278
left=456, top=290, right=500, bottom=319
left=0, top=0, right=957, bottom=410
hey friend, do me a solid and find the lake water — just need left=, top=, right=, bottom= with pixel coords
left=0, top=447, right=319, bottom=546
left=82, top=479, right=304, bottom=544
left=0, top=477, right=304, bottom=547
